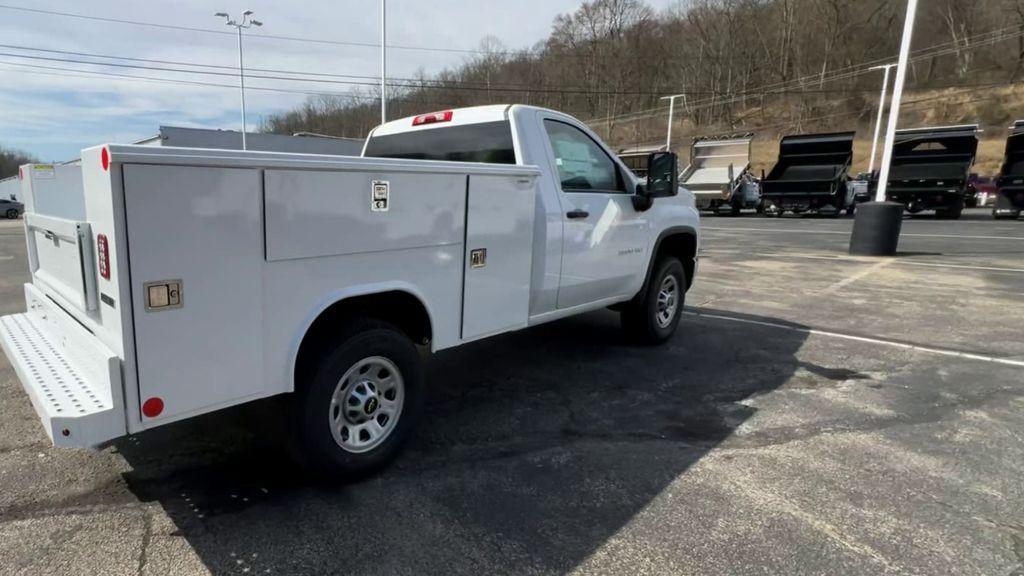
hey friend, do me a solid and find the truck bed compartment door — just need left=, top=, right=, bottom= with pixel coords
left=123, top=164, right=264, bottom=424
left=461, top=174, right=536, bottom=340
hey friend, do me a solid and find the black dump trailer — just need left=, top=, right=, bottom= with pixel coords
left=879, top=125, right=978, bottom=220
left=994, top=120, right=1024, bottom=220
left=760, top=131, right=855, bottom=217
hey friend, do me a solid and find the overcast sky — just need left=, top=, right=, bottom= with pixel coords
left=0, top=0, right=676, bottom=161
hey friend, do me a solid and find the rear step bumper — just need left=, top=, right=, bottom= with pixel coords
left=0, top=286, right=125, bottom=447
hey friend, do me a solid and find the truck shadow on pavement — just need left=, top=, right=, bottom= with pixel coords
left=117, top=308, right=812, bottom=575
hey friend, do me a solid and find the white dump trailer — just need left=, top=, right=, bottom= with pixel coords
left=680, top=135, right=760, bottom=216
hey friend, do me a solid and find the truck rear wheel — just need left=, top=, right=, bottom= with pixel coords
left=622, top=257, right=685, bottom=345
left=289, top=318, right=424, bottom=479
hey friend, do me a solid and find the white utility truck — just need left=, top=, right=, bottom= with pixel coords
left=1, top=105, right=699, bottom=477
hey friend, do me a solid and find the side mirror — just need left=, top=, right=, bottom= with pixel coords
left=645, top=151, right=679, bottom=198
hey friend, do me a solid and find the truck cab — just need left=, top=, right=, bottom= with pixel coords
left=363, top=105, right=700, bottom=317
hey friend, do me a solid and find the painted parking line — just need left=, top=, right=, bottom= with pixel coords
left=815, top=260, right=893, bottom=295
left=702, top=227, right=1024, bottom=241
left=684, top=309, right=1024, bottom=368
left=699, top=250, right=1024, bottom=274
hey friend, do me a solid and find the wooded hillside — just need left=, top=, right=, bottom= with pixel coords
left=0, top=146, right=37, bottom=179
left=263, top=0, right=1024, bottom=173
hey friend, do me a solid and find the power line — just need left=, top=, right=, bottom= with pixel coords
left=0, top=60, right=465, bottom=113
left=0, top=47, right=891, bottom=98
left=0, top=42, right=693, bottom=92
left=0, top=3, right=522, bottom=56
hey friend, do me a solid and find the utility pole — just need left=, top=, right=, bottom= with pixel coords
left=867, top=63, right=897, bottom=176
left=381, top=0, right=387, bottom=125
left=215, top=10, right=262, bottom=150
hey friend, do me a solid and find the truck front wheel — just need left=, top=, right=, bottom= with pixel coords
left=622, top=257, right=686, bottom=345
left=289, top=318, right=424, bottom=479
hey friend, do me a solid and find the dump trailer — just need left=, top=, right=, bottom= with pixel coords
left=760, top=132, right=855, bottom=216
left=880, top=125, right=978, bottom=219
left=994, top=120, right=1024, bottom=219
left=680, top=134, right=761, bottom=215
left=617, top=144, right=666, bottom=178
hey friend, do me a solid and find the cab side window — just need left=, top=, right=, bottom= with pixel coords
left=544, top=120, right=623, bottom=193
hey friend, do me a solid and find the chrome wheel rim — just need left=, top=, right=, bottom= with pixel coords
left=655, top=275, right=679, bottom=329
left=329, top=356, right=404, bottom=454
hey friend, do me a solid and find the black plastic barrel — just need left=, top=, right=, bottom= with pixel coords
left=849, top=202, right=904, bottom=256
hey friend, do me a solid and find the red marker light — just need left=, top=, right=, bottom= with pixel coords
left=412, top=110, right=453, bottom=126
left=97, top=234, right=110, bottom=280
left=142, top=397, right=164, bottom=418
left=101, top=147, right=110, bottom=172
left=18, top=166, right=23, bottom=180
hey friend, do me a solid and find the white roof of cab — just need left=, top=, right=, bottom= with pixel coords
left=370, top=104, right=513, bottom=137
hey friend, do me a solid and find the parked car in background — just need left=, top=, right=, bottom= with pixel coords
left=0, top=198, right=23, bottom=219
left=967, top=174, right=997, bottom=207
left=846, top=171, right=873, bottom=214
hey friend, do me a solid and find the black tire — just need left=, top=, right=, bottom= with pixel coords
left=621, top=257, right=686, bottom=345
left=5, top=209, right=16, bottom=219
left=940, top=199, right=964, bottom=220
left=289, top=318, right=424, bottom=479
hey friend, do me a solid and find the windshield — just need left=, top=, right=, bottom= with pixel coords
left=364, top=121, right=515, bottom=164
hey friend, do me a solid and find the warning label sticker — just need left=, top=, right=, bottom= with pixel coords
left=371, top=180, right=389, bottom=212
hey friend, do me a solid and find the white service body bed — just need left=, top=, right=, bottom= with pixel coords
left=1, top=146, right=539, bottom=446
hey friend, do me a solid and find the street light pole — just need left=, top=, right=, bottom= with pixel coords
left=848, top=0, right=918, bottom=257
left=875, top=0, right=918, bottom=202
left=215, top=11, right=263, bottom=151
left=867, top=63, right=897, bottom=176
left=665, top=96, right=675, bottom=149
left=659, top=95, right=684, bottom=150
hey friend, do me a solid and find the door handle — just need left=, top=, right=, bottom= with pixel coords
left=566, top=209, right=589, bottom=219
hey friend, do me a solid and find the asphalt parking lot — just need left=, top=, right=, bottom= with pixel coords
left=0, top=209, right=1022, bottom=575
